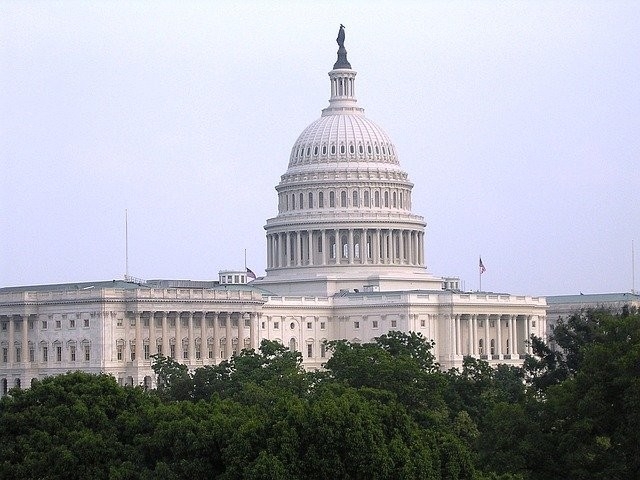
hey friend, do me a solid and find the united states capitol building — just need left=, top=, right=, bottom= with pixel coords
left=0, top=27, right=547, bottom=394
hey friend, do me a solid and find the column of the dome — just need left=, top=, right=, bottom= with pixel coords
left=322, top=230, right=327, bottom=265
left=348, top=229, right=354, bottom=264
left=399, top=230, right=405, bottom=265
left=308, top=230, right=314, bottom=266
left=374, top=229, right=381, bottom=265
left=335, top=229, right=340, bottom=264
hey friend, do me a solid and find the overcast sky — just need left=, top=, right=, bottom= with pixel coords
left=1, top=1, right=638, bottom=296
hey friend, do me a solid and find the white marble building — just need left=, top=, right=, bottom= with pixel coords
left=0, top=27, right=546, bottom=394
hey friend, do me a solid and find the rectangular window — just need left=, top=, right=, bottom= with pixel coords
left=320, top=322, right=326, bottom=330
left=70, top=346, right=76, bottom=361
left=29, top=320, right=34, bottom=329
left=117, top=317, right=123, bottom=327
left=42, top=346, right=48, bottom=362
left=195, top=346, right=201, bottom=360
left=420, top=319, right=426, bottom=327
left=170, top=344, right=175, bottom=359
left=320, top=343, right=326, bottom=358
left=274, top=321, right=279, bottom=330
left=2, top=347, right=7, bottom=363
left=372, top=320, right=378, bottom=329
left=84, top=318, right=90, bottom=328
left=29, top=348, right=34, bottom=362
left=307, top=343, right=313, bottom=358
left=183, top=348, right=188, bottom=360
left=84, top=345, right=90, bottom=361
left=1, top=322, right=6, bottom=331
left=208, top=347, right=214, bottom=359
left=354, top=321, right=360, bottom=329
left=532, top=320, right=536, bottom=327
left=117, top=345, right=123, bottom=361
left=56, top=346, right=62, bottom=362
left=157, top=344, right=162, bottom=355
left=391, top=320, right=397, bottom=328
left=16, top=347, right=21, bottom=363
left=130, top=345, right=136, bottom=361
left=144, top=344, right=150, bottom=360
left=261, top=321, right=266, bottom=329
left=42, top=320, right=47, bottom=329
left=55, top=320, right=61, bottom=329
left=143, top=317, right=150, bottom=327
left=70, top=319, right=75, bottom=328
left=307, top=322, right=312, bottom=329
left=207, top=318, right=214, bottom=328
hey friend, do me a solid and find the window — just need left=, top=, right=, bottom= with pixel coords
left=392, top=192, right=397, bottom=208
left=56, top=346, right=62, bottom=362
left=15, top=347, right=21, bottom=363
left=320, top=343, right=326, bottom=358
left=320, top=322, right=325, bottom=330
left=144, top=344, right=150, bottom=360
left=384, top=191, right=389, bottom=207
left=42, top=346, right=48, bottom=362
left=55, top=319, right=61, bottom=329
left=421, top=319, right=426, bottom=327
left=117, top=317, right=123, bottom=327
left=70, top=346, right=76, bottom=362
left=532, top=320, right=536, bottom=327
left=29, top=347, right=34, bottom=362
left=195, top=343, right=201, bottom=360
left=2, top=348, right=7, bottom=363
left=372, top=320, right=378, bottom=329
left=364, top=191, right=370, bottom=207
left=340, top=145, right=345, bottom=154
left=331, top=145, right=336, bottom=154
left=130, top=344, right=136, bottom=361
left=307, top=343, right=313, bottom=358
left=374, top=191, right=380, bottom=207
left=358, top=144, right=363, bottom=154
left=143, top=317, right=150, bottom=327
left=354, top=321, right=360, bottom=329
left=274, top=321, right=279, bottom=330
left=170, top=344, right=176, bottom=359
left=29, top=320, right=34, bottom=330
left=318, top=192, right=324, bottom=208
left=84, top=345, right=90, bottom=361
left=318, top=236, right=323, bottom=253
left=70, top=319, right=75, bottom=328
left=157, top=344, right=162, bottom=355
left=1, top=322, right=6, bottom=331
left=340, top=191, right=347, bottom=207
left=307, top=322, right=312, bottom=329
left=42, top=320, right=47, bottom=329
left=391, top=320, right=397, bottom=328
left=300, top=193, right=304, bottom=209
left=290, top=322, right=295, bottom=330
left=329, top=191, right=335, bottom=207
left=352, top=190, right=359, bottom=207
left=292, top=194, right=296, bottom=209
left=117, top=345, right=123, bottom=361
left=261, top=321, right=265, bottom=329
left=308, top=192, right=313, bottom=208
left=84, top=318, right=90, bottom=328
left=322, top=145, right=327, bottom=155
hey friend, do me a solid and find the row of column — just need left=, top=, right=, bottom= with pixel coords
left=266, top=228, right=425, bottom=269
left=130, top=311, right=259, bottom=364
left=0, top=315, right=31, bottom=365
left=449, top=314, right=538, bottom=358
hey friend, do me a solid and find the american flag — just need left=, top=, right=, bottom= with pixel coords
left=246, top=267, right=257, bottom=280
left=479, top=257, right=486, bottom=274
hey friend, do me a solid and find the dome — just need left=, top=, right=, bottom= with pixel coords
left=288, top=113, right=399, bottom=167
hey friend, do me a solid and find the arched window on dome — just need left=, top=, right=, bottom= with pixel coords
left=300, top=193, right=304, bottom=209
left=322, top=145, right=327, bottom=155
left=331, top=145, right=336, bottom=155
left=292, top=194, right=296, bottom=210
left=384, top=191, right=389, bottom=207
left=319, top=192, right=324, bottom=208
left=382, top=146, right=386, bottom=155
left=340, top=145, right=345, bottom=154
left=329, top=191, right=335, bottom=208
left=364, top=191, right=370, bottom=207
left=352, top=190, right=359, bottom=207
left=349, top=144, right=355, bottom=154
left=358, top=144, right=363, bottom=154
left=399, top=192, right=403, bottom=209
left=340, top=191, right=347, bottom=208
left=308, top=192, right=313, bottom=209
left=314, top=146, right=318, bottom=155
left=285, top=195, right=289, bottom=211
left=392, top=192, right=397, bottom=208
left=374, top=191, right=380, bottom=207
left=367, top=145, right=372, bottom=154
left=306, top=147, right=311, bottom=156
left=375, top=145, right=380, bottom=154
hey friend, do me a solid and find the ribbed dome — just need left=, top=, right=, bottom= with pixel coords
left=288, top=113, right=399, bottom=167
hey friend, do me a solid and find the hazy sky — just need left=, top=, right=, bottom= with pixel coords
left=1, top=1, right=638, bottom=296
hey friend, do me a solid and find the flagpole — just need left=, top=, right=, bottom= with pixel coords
left=479, top=256, right=482, bottom=292
left=125, top=209, right=129, bottom=280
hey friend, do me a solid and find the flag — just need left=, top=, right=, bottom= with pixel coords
left=246, top=267, right=257, bottom=280
left=479, top=257, right=486, bottom=274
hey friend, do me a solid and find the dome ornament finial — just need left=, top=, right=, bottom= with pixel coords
left=333, top=24, right=351, bottom=69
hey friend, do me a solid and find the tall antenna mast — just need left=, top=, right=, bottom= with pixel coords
left=633, top=240, right=636, bottom=294
left=125, top=209, right=129, bottom=280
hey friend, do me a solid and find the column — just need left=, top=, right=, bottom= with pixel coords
left=321, top=230, right=327, bottom=265
left=296, top=231, right=302, bottom=266
left=455, top=314, right=461, bottom=356
left=175, top=312, right=182, bottom=360
left=238, top=313, right=245, bottom=354
left=22, top=315, right=29, bottom=365
left=512, top=315, right=519, bottom=356
left=467, top=315, right=473, bottom=355
left=135, top=312, right=142, bottom=364
left=484, top=315, right=489, bottom=357
left=187, top=312, right=194, bottom=362
left=8, top=316, right=15, bottom=363
left=471, top=315, right=477, bottom=356
left=335, top=229, right=340, bottom=264
left=225, top=312, right=232, bottom=359
left=348, top=229, right=354, bottom=264
left=374, top=229, right=381, bottom=264
left=161, top=312, right=168, bottom=357
left=249, top=313, right=257, bottom=350
left=398, top=230, right=404, bottom=264
left=496, top=316, right=502, bottom=357
left=308, top=230, right=314, bottom=266
left=212, top=312, right=219, bottom=361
